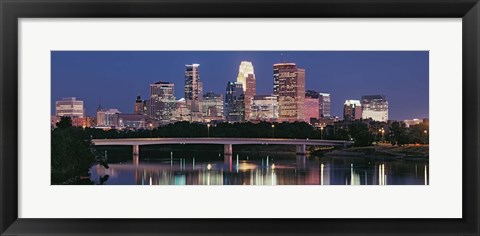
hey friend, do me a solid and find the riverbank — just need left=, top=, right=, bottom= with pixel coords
left=324, top=144, right=429, bottom=160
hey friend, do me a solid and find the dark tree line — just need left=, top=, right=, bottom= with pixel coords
left=388, top=121, right=429, bottom=146
left=82, top=120, right=428, bottom=148
left=51, top=117, right=97, bottom=184
left=85, top=121, right=320, bottom=140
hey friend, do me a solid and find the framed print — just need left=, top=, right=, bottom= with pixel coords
left=1, top=0, right=479, bottom=235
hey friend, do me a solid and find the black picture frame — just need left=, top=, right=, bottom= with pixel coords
left=1, top=0, right=479, bottom=235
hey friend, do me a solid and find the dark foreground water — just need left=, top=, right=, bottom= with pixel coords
left=90, top=148, right=428, bottom=185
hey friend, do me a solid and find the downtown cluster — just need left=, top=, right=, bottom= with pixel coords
left=52, top=61, right=428, bottom=144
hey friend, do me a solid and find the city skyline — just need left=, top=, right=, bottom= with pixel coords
left=51, top=51, right=429, bottom=120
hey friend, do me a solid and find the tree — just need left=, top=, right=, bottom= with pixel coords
left=409, top=123, right=429, bottom=144
left=348, top=122, right=374, bottom=147
left=389, top=121, right=410, bottom=146
left=51, top=117, right=96, bottom=184
left=56, top=116, right=72, bottom=129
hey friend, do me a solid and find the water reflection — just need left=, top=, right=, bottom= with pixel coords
left=90, top=152, right=429, bottom=185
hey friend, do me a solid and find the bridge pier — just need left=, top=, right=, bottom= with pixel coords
left=224, top=144, right=232, bottom=155
left=296, top=144, right=306, bottom=155
left=296, top=155, right=307, bottom=169
left=133, top=145, right=139, bottom=156
left=224, top=154, right=233, bottom=172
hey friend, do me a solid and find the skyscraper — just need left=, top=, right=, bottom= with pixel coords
left=173, top=98, right=190, bottom=122
left=202, top=92, right=224, bottom=122
left=343, top=100, right=362, bottom=121
left=319, top=93, right=331, bottom=118
left=150, top=81, right=175, bottom=124
left=273, top=63, right=305, bottom=122
left=305, top=92, right=319, bottom=123
left=185, top=64, right=203, bottom=122
left=361, top=95, right=388, bottom=122
left=250, top=95, right=278, bottom=121
left=225, top=81, right=245, bottom=122
left=55, top=97, right=85, bottom=118
left=236, top=61, right=256, bottom=120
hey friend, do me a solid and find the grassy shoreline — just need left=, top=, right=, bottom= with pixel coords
left=323, top=144, right=429, bottom=160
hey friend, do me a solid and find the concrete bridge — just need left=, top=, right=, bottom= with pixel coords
left=91, top=137, right=354, bottom=155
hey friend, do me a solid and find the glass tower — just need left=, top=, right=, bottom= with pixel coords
left=185, top=64, right=203, bottom=122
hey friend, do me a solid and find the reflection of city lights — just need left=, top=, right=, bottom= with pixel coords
left=271, top=164, right=275, bottom=170
left=238, top=162, right=257, bottom=171
left=320, top=163, right=324, bottom=185
left=207, top=163, right=212, bottom=170
left=424, top=165, right=428, bottom=185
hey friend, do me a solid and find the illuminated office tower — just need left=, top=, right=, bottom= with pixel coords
left=319, top=93, right=331, bottom=118
left=55, top=97, right=85, bottom=118
left=361, top=95, right=388, bottom=122
left=273, top=63, right=305, bottom=122
left=236, top=61, right=256, bottom=120
left=173, top=98, right=190, bottom=122
left=185, top=64, right=203, bottom=122
left=304, top=92, right=319, bottom=123
left=150, top=81, right=175, bottom=124
left=343, top=100, right=362, bottom=121
left=225, top=81, right=245, bottom=122
left=202, top=92, right=224, bottom=122
left=250, top=95, right=278, bottom=121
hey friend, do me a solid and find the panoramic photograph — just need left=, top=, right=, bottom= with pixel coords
left=51, top=51, right=429, bottom=185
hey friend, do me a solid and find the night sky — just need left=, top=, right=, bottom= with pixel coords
left=51, top=51, right=429, bottom=121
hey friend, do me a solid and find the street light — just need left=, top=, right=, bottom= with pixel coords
left=379, top=128, right=385, bottom=143
left=207, top=124, right=211, bottom=137
left=271, top=124, right=275, bottom=138
left=320, top=126, right=324, bottom=139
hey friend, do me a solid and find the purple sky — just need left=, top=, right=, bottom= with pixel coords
left=51, top=51, right=429, bottom=120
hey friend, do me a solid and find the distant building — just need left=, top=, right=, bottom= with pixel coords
left=343, top=100, right=362, bottom=121
left=134, top=95, right=148, bottom=115
left=319, top=93, right=331, bottom=118
left=404, top=118, right=423, bottom=127
left=224, top=81, right=245, bottom=122
left=119, top=113, right=147, bottom=130
left=173, top=98, right=190, bottom=122
left=202, top=92, right=224, bottom=122
left=304, top=93, right=320, bottom=123
left=237, top=61, right=256, bottom=120
left=250, top=94, right=278, bottom=121
left=311, top=117, right=335, bottom=129
left=305, top=90, right=319, bottom=98
left=361, top=95, right=388, bottom=122
left=51, top=115, right=95, bottom=128
left=96, top=108, right=121, bottom=128
left=150, top=81, right=175, bottom=124
left=185, top=64, right=203, bottom=122
left=273, top=63, right=305, bottom=122
left=55, top=97, right=85, bottom=118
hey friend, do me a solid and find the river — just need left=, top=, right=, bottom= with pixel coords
left=90, top=146, right=428, bottom=185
